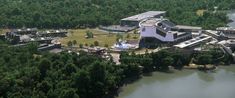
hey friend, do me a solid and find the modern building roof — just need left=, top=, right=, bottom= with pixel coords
left=216, top=27, right=235, bottom=32
left=11, top=28, right=38, bottom=33
left=140, top=18, right=175, bottom=27
left=121, top=11, right=166, bottom=21
left=140, top=18, right=161, bottom=26
left=174, top=25, right=202, bottom=30
left=99, top=25, right=136, bottom=32
left=174, top=34, right=212, bottom=48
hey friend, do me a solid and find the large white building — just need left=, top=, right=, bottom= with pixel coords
left=139, top=18, right=195, bottom=47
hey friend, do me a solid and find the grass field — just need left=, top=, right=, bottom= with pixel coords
left=59, top=28, right=140, bottom=47
left=0, top=29, right=9, bottom=34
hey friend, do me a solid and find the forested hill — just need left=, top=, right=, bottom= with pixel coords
left=0, top=0, right=234, bottom=29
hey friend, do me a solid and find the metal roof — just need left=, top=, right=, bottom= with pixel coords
left=121, top=11, right=166, bottom=21
left=216, top=27, right=235, bottom=32
left=175, top=25, right=202, bottom=30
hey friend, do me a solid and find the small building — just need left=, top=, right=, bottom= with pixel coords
left=173, top=25, right=202, bottom=33
left=39, top=30, right=68, bottom=37
left=120, top=11, right=166, bottom=27
left=28, top=37, right=53, bottom=44
left=5, top=32, right=21, bottom=44
left=38, top=43, right=61, bottom=51
left=11, top=28, right=38, bottom=35
left=216, top=27, right=235, bottom=39
left=99, top=25, right=136, bottom=33
left=174, top=34, right=212, bottom=49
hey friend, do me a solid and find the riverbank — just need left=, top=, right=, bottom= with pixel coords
left=184, top=64, right=217, bottom=71
left=117, top=65, right=235, bottom=98
left=111, top=64, right=233, bottom=98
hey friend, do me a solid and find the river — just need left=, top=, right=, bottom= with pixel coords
left=118, top=66, right=235, bottom=98
left=227, top=10, right=235, bottom=27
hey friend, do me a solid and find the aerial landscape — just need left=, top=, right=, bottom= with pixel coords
left=1, top=0, right=235, bottom=98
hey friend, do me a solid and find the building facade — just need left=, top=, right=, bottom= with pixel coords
left=139, top=18, right=192, bottom=48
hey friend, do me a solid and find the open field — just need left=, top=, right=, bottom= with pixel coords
left=0, top=29, right=9, bottom=34
left=59, top=28, right=140, bottom=47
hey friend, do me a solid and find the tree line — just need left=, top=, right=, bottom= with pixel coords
left=0, top=41, right=233, bottom=98
left=0, top=0, right=234, bottom=29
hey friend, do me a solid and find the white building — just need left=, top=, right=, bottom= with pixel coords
left=174, top=34, right=212, bottom=49
left=139, top=18, right=193, bottom=47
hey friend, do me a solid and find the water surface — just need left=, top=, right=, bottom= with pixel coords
left=118, top=66, right=235, bottom=98
left=227, top=10, right=235, bottom=27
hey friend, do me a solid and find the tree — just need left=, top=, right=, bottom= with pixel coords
left=26, top=42, right=38, bottom=53
left=123, top=63, right=142, bottom=78
left=79, top=43, right=83, bottom=48
left=64, top=63, right=76, bottom=75
left=126, top=34, right=130, bottom=38
left=37, top=80, right=52, bottom=93
left=116, top=34, right=123, bottom=42
left=74, top=70, right=90, bottom=98
left=86, top=31, right=93, bottom=38
left=38, top=59, right=51, bottom=79
left=162, top=57, right=174, bottom=71
left=196, top=53, right=212, bottom=65
left=60, top=88, right=79, bottom=98
left=0, top=0, right=231, bottom=28
left=90, top=44, right=94, bottom=47
left=89, top=61, right=107, bottom=97
left=67, top=41, right=73, bottom=47
left=94, top=41, right=99, bottom=46
left=85, top=43, right=88, bottom=47
left=72, top=40, right=77, bottom=46
left=104, top=44, right=109, bottom=48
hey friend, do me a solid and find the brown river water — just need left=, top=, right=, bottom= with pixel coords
left=118, top=66, right=235, bottom=98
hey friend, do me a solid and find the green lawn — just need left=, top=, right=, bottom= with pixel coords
left=60, top=28, right=140, bottom=47
left=0, top=29, right=9, bottom=34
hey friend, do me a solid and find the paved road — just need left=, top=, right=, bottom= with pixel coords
left=111, top=47, right=169, bottom=64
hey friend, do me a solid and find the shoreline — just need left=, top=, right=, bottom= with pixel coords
left=113, top=64, right=234, bottom=98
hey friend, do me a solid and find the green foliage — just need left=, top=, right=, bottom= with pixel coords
left=0, top=44, right=121, bottom=98
left=86, top=31, right=94, bottom=38
left=126, top=34, right=130, bottom=38
left=72, top=40, right=77, bottom=46
left=0, top=43, right=233, bottom=98
left=116, top=34, right=123, bottom=42
left=94, top=41, right=99, bottom=46
left=0, top=0, right=233, bottom=29
left=104, top=44, right=109, bottom=48
left=67, top=41, right=73, bottom=47
left=194, top=48, right=228, bottom=65
left=79, top=43, right=84, bottom=48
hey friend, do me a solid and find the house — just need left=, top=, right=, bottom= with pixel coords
left=39, top=30, right=68, bottom=37
left=216, top=27, right=235, bottom=39
left=5, top=32, right=21, bottom=44
left=11, top=28, right=38, bottom=35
